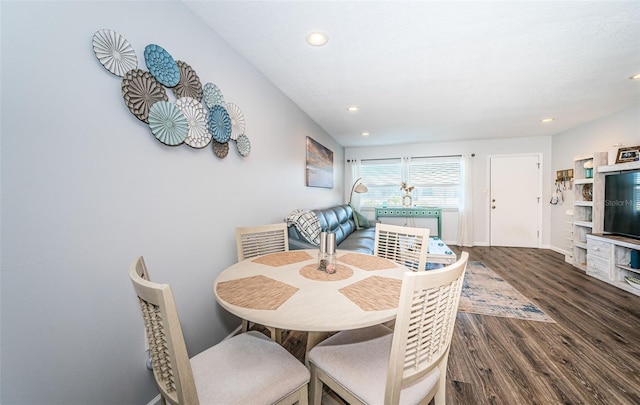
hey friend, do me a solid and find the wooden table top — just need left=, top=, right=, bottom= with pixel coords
left=214, top=250, right=409, bottom=332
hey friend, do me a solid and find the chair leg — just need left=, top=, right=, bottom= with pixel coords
left=309, top=364, right=323, bottom=405
left=298, top=384, right=309, bottom=405
left=241, top=319, right=249, bottom=333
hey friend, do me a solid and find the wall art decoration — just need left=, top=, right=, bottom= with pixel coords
left=144, top=44, right=180, bottom=87
left=203, top=82, right=225, bottom=108
left=226, top=103, right=245, bottom=140
left=306, top=136, right=333, bottom=188
left=236, top=134, right=251, bottom=157
left=172, top=60, right=203, bottom=101
left=207, top=105, right=232, bottom=143
left=175, top=97, right=210, bottom=148
left=121, top=69, right=169, bottom=123
left=92, top=29, right=138, bottom=77
left=148, top=101, right=188, bottom=146
left=94, top=29, right=251, bottom=161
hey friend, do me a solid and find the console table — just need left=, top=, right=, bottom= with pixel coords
left=375, top=207, right=442, bottom=237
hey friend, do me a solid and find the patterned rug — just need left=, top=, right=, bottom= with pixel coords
left=459, top=261, right=555, bottom=323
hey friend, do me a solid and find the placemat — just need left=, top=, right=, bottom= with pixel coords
left=339, top=276, right=402, bottom=311
left=339, top=253, right=396, bottom=271
left=252, top=251, right=313, bottom=267
left=299, top=263, right=354, bottom=281
left=216, top=275, right=299, bottom=310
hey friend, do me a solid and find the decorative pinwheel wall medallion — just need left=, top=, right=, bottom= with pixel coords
left=92, top=28, right=251, bottom=159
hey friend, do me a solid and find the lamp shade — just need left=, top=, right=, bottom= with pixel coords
left=348, top=178, right=368, bottom=205
left=354, top=183, right=368, bottom=193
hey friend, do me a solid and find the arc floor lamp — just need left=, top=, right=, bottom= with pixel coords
left=348, top=177, right=368, bottom=205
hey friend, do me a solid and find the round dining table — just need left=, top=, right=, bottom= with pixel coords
left=214, top=249, right=409, bottom=363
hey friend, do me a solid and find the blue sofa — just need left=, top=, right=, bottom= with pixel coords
left=287, top=204, right=376, bottom=254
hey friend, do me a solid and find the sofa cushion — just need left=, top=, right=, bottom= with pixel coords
left=313, top=205, right=356, bottom=246
left=336, top=227, right=376, bottom=254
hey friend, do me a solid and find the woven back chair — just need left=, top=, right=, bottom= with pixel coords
left=308, top=252, right=468, bottom=405
left=235, top=223, right=289, bottom=341
left=374, top=223, right=430, bottom=271
left=130, top=257, right=197, bottom=404
left=235, top=223, right=289, bottom=261
left=129, top=257, right=310, bottom=405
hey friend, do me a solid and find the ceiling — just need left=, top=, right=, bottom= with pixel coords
left=184, top=1, right=640, bottom=148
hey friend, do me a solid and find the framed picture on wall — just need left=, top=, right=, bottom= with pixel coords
left=616, top=146, right=640, bottom=164
left=306, top=136, right=333, bottom=188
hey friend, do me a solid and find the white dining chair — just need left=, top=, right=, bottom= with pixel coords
left=374, top=223, right=430, bottom=271
left=129, top=256, right=309, bottom=405
left=236, top=223, right=289, bottom=261
left=308, top=252, right=469, bottom=405
left=235, top=223, right=289, bottom=342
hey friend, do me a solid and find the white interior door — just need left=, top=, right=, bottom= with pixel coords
left=490, top=155, right=541, bottom=247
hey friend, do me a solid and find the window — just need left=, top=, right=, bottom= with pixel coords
left=410, top=157, right=461, bottom=208
left=359, top=156, right=461, bottom=209
left=359, top=159, right=402, bottom=208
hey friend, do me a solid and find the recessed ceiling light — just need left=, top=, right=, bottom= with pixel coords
left=305, top=32, right=329, bottom=47
left=346, top=106, right=359, bottom=112
left=630, top=73, right=640, bottom=80
left=541, top=117, right=555, bottom=123
left=361, top=132, right=370, bottom=137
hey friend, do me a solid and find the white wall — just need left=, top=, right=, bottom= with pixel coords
left=550, top=103, right=640, bottom=255
left=0, top=2, right=342, bottom=404
left=346, top=136, right=553, bottom=246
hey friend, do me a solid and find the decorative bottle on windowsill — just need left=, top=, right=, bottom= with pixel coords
left=400, top=182, right=415, bottom=207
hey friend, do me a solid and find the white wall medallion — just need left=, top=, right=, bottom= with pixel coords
left=92, top=29, right=138, bottom=77
left=225, top=103, right=245, bottom=141
left=175, top=97, right=210, bottom=149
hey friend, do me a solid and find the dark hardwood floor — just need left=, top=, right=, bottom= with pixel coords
left=272, top=246, right=640, bottom=404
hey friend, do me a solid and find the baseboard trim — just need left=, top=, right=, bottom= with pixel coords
left=549, top=245, right=570, bottom=256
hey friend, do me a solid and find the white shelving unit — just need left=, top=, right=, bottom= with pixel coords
left=597, top=160, right=640, bottom=173
left=582, top=159, right=640, bottom=295
left=565, top=209, right=573, bottom=263
left=572, top=152, right=607, bottom=270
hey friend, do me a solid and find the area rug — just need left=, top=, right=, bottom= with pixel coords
left=458, top=261, right=555, bottom=323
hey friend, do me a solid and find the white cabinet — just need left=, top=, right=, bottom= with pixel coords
left=586, top=234, right=640, bottom=296
left=581, top=158, right=640, bottom=295
left=572, top=152, right=607, bottom=270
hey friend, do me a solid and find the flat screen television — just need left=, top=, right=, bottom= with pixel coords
left=604, top=169, right=640, bottom=240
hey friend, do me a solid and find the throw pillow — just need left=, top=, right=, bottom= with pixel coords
left=350, top=204, right=361, bottom=229
left=349, top=204, right=370, bottom=230
left=354, top=209, right=370, bottom=229
left=285, top=209, right=321, bottom=245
